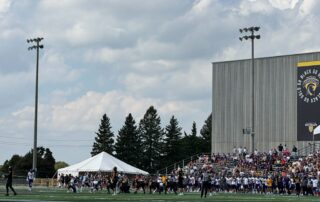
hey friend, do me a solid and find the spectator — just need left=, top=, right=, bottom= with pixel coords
left=278, top=144, right=283, bottom=153
left=292, top=145, right=298, bottom=157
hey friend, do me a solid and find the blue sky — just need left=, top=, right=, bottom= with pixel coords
left=0, top=0, right=319, bottom=165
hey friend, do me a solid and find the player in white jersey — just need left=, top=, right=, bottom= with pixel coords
left=256, top=177, right=262, bottom=194
left=27, top=169, right=35, bottom=191
left=311, top=177, right=319, bottom=195
left=226, top=177, right=232, bottom=192
left=215, top=177, right=220, bottom=193
left=243, top=176, right=249, bottom=193
left=189, top=176, right=195, bottom=192
left=236, top=177, right=242, bottom=192
left=231, top=177, right=236, bottom=193
left=249, top=177, right=255, bottom=193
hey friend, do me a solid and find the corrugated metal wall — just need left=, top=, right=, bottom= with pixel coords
left=212, top=52, right=320, bottom=154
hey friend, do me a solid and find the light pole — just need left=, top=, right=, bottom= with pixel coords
left=239, top=27, right=260, bottom=153
left=27, top=37, right=44, bottom=171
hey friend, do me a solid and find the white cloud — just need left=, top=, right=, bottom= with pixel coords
left=238, top=0, right=274, bottom=16
left=11, top=106, right=33, bottom=129
left=299, top=0, right=318, bottom=16
left=38, top=0, right=80, bottom=10
left=84, top=47, right=135, bottom=63
left=50, top=86, right=82, bottom=105
left=124, top=73, right=164, bottom=94
left=123, top=59, right=211, bottom=100
left=135, top=39, right=178, bottom=60
left=6, top=91, right=154, bottom=133
left=0, top=0, right=10, bottom=14
left=191, top=0, right=213, bottom=15
left=0, top=27, right=24, bottom=39
left=2, top=90, right=209, bottom=136
left=132, top=60, right=178, bottom=72
left=64, top=22, right=125, bottom=47
left=0, top=70, right=34, bottom=110
left=268, top=0, right=299, bottom=10
left=212, top=47, right=240, bottom=61
left=40, top=51, right=83, bottom=83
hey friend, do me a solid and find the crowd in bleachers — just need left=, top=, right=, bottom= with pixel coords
left=56, top=144, right=320, bottom=198
left=174, top=144, right=320, bottom=197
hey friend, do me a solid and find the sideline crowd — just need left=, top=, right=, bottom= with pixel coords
left=56, top=144, right=320, bottom=198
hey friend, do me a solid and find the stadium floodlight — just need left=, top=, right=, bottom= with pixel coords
left=27, top=37, right=44, bottom=174
left=239, top=27, right=261, bottom=153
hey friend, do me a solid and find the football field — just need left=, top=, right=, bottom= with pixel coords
left=0, top=187, right=319, bottom=202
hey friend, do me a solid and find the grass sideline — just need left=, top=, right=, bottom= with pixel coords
left=0, top=187, right=319, bottom=202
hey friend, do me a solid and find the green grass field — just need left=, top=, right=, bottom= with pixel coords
left=0, top=187, right=319, bottom=202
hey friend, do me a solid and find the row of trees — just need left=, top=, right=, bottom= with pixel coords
left=1, top=147, right=56, bottom=178
left=0, top=106, right=211, bottom=176
left=91, top=106, right=212, bottom=173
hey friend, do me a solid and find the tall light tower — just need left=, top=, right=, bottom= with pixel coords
left=239, top=27, right=260, bottom=152
left=27, top=37, right=44, bottom=171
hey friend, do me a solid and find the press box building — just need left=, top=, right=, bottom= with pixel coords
left=212, top=52, right=320, bottom=153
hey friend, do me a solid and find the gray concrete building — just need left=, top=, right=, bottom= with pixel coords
left=212, top=52, right=320, bottom=154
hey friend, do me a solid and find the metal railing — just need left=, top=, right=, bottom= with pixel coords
left=297, top=143, right=320, bottom=157
left=156, top=153, right=210, bottom=175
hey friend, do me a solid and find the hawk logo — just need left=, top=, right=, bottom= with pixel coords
left=303, top=76, right=319, bottom=96
left=297, top=68, right=320, bottom=103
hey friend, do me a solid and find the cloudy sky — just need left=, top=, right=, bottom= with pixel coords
left=0, top=0, right=319, bottom=165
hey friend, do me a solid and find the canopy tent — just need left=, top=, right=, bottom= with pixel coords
left=57, top=152, right=148, bottom=176
left=314, top=125, right=320, bottom=135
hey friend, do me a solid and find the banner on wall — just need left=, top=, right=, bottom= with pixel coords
left=297, top=61, right=320, bottom=141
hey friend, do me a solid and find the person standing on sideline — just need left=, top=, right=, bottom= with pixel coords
left=111, top=167, right=119, bottom=195
left=5, top=166, right=17, bottom=196
left=201, top=167, right=210, bottom=198
left=177, top=168, right=184, bottom=195
left=293, top=174, right=301, bottom=197
left=27, top=169, right=35, bottom=191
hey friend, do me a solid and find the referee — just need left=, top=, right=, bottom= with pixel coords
left=201, top=167, right=210, bottom=198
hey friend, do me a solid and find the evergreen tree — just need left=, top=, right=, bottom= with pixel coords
left=180, top=122, right=202, bottom=158
left=138, top=106, right=164, bottom=173
left=115, top=113, right=142, bottom=167
left=1, top=155, right=22, bottom=173
left=91, top=114, right=115, bottom=156
left=1, top=147, right=56, bottom=177
left=17, top=150, right=33, bottom=175
left=200, top=113, right=212, bottom=153
left=42, top=148, right=56, bottom=177
left=191, top=121, right=197, bottom=136
left=163, top=116, right=182, bottom=166
left=21, top=147, right=56, bottom=177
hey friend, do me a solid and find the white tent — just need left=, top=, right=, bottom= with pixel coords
left=57, top=152, right=148, bottom=176
left=314, top=125, right=320, bottom=135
